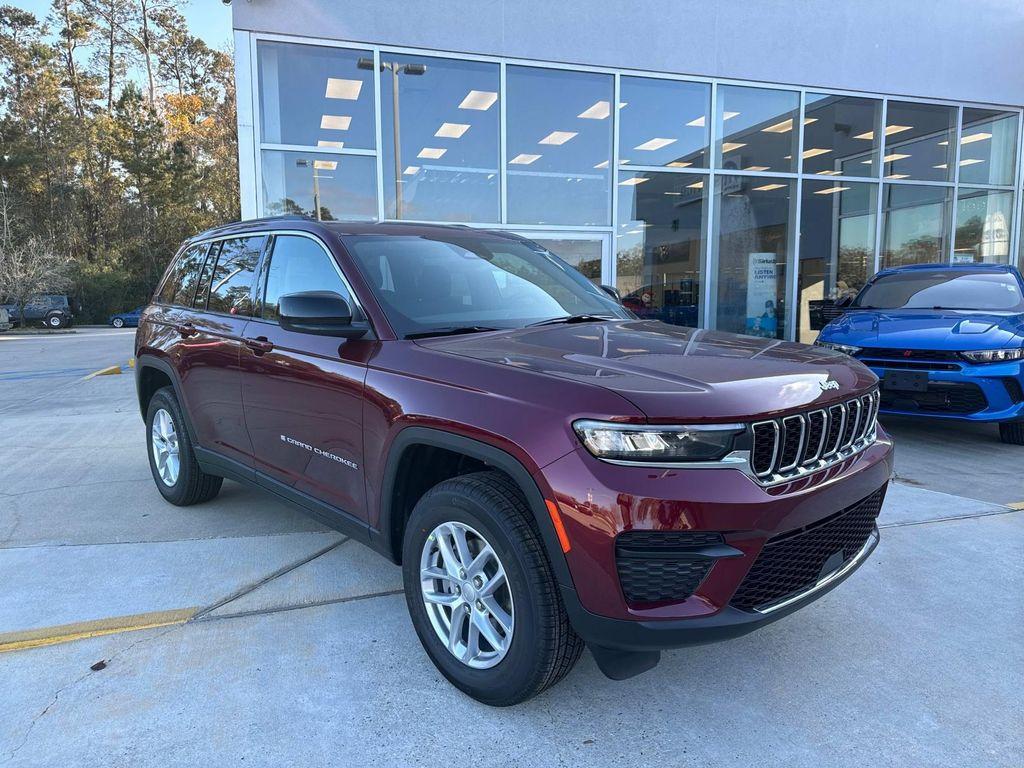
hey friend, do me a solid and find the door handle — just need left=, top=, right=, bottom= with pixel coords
left=175, top=322, right=198, bottom=338
left=244, top=336, right=274, bottom=355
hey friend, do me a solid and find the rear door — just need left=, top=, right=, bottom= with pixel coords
left=173, top=235, right=265, bottom=466
left=239, top=232, right=370, bottom=521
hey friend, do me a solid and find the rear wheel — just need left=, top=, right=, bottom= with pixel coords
left=44, top=312, right=64, bottom=329
left=402, top=471, right=583, bottom=706
left=999, top=420, right=1024, bottom=445
left=112, top=317, right=125, bottom=328
left=146, top=387, right=222, bottom=505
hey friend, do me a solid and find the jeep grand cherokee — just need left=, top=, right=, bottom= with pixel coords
left=135, top=218, right=893, bottom=705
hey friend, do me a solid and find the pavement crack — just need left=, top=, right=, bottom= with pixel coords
left=197, top=588, right=405, bottom=622
left=191, top=536, right=350, bottom=620
left=879, top=506, right=1022, bottom=529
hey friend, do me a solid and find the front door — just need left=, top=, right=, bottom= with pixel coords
left=239, top=232, right=370, bottom=522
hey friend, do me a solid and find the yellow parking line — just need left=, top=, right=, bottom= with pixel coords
left=1007, top=502, right=1024, bottom=510
left=80, top=365, right=122, bottom=380
left=0, top=608, right=196, bottom=653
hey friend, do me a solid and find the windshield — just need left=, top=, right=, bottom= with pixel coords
left=344, top=233, right=629, bottom=338
left=853, top=269, right=1024, bottom=312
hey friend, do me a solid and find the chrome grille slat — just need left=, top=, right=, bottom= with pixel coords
left=749, top=390, right=879, bottom=486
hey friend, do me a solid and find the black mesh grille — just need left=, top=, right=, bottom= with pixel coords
left=615, top=531, right=725, bottom=604
left=1003, top=378, right=1024, bottom=404
left=778, top=417, right=803, bottom=469
left=730, top=487, right=885, bottom=612
left=880, top=382, right=987, bottom=414
left=860, top=348, right=959, bottom=362
left=751, top=423, right=777, bottom=475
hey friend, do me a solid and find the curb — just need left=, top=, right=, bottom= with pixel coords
left=0, top=608, right=196, bottom=653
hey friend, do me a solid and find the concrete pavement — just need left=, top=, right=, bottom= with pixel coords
left=0, top=329, right=1021, bottom=767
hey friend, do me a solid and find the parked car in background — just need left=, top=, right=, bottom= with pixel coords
left=109, top=307, right=143, bottom=328
left=135, top=218, right=892, bottom=705
left=0, top=294, right=75, bottom=328
left=0, top=307, right=11, bottom=332
left=816, top=263, right=1024, bottom=444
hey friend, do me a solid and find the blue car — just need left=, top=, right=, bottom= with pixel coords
left=816, top=263, right=1024, bottom=444
left=109, top=307, right=143, bottom=328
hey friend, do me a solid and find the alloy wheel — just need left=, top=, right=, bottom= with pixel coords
left=419, top=521, right=515, bottom=669
left=150, top=408, right=180, bottom=486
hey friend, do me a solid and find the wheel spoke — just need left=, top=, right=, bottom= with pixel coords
left=448, top=603, right=469, bottom=655
left=472, top=609, right=505, bottom=652
left=422, top=589, right=459, bottom=606
left=420, top=566, right=451, bottom=582
left=480, top=564, right=507, bottom=598
left=466, top=544, right=493, bottom=577
left=482, top=596, right=513, bottom=635
left=450, top=525, right=473, bottom=569
left=434, top=530, right=462, bottom=578
left=463, top=618, right=481, bottom=663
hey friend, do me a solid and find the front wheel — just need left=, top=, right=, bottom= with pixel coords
left=402, top=471, right=583, bottom=706
left=999, top=420, right=1024, bottom=445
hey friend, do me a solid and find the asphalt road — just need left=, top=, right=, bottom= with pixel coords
left=0, top=329, right=1021, bottom=767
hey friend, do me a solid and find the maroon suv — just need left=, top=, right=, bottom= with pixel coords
left=136, top=218, right=893, bottom=705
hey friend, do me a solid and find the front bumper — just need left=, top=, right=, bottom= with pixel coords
left=867, top=360, right=1024, bottom=423
left=536, top=430, right=894, bottom=653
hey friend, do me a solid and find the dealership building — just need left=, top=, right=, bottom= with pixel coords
left=230, top=0, right=1024, bottom=342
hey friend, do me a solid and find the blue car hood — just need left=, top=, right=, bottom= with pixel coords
left=823, top=309, right=1024, bottom=351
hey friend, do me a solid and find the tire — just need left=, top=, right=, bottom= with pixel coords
left=145, top=386, right=222, bottom=506
left=45, top=312, right=64, bottom=329
left=402, top=470, right=584, bottom=706
left=112, top=317, right=125, bottom=328
left=999, top=420, right=1024, bottom=445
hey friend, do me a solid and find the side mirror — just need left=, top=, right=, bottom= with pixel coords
left=835, top=295, right=854, bottom=309
left=600, top=284, right=622, bottom=302
left=278, top=291, right=368, bottom=339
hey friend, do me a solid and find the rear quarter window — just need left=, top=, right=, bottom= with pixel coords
left=208, top=236, right=266, bottom=316
left=158, top=244, right=205, bottom=305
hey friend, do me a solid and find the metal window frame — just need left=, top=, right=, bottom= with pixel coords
left=240, top=31, right=1024, bottom=338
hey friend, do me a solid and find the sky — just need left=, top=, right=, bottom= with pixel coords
left=13, top=0, right=233, bottom=49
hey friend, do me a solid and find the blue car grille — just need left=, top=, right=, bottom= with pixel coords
left=857, top=348, right=961, bottom=371
left=880, top=382, right=987, bottom=415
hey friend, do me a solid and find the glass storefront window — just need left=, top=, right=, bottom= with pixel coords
left=881, top=184, right=952, bottom=268
left=261, top=150, right=377, bottom=221
left=506, top=66, right=613, bottom=225
left=954, top=188, right=1015, bottom=264
left=619, top=77, right=710, bottom=169
left=715, top=86, right=799, bottom=173
left=380, top=54, right=500, bottom=222
left=712, top=176, right=794, bottom=338
left=257, top=42, right=375, bottom=150
left=883, top=101, right=956, bottom=182
left=797, top=181, right=878, bottom=343
left=803, top=94, right=882, bottom=177
left=958, top=109, right=1019, bottom=186
left=616, top=172, right=708, bottom=326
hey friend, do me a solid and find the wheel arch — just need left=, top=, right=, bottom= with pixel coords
left=374, top=426, right=575, bottom=590
left=135, top=354, right=199, bottom=443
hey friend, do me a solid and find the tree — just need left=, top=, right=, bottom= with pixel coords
left=0, top=201, right=74, bottom=326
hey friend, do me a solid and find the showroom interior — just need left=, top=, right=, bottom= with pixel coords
left=231, top=3, right=1024, bottom=345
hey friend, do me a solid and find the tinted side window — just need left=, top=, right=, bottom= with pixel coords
left=208, top=236, right=265, bottom=316
left=173, top=244, right=212, bottom=307
left=158, top=245, right=201, bottom=304
left=262, top=235, right=356, bottom=322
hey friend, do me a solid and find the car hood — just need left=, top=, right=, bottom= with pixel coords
left=416, top=320, right=876, bottom=421
left=822, top=309, right=1024, bottom=350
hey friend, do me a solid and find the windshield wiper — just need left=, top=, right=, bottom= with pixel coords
left=405, top=325, right=501, bottom=340
left=528, top=314, right=616, bottom=327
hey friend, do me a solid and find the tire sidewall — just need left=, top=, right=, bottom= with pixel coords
left=46, top=313, right=63, bottom=328
left=402, top=487, right=548, bottom=704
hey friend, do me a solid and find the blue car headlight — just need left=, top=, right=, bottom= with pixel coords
left=959, top=348, right=1024, bottom=363
left=814, top=339, right=862, bottom=356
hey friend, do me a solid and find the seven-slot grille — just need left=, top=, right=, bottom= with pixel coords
left=749, top=390, right=879, bottom=482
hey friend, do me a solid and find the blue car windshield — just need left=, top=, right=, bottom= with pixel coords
left=854, top=270, right=1024, bottom=312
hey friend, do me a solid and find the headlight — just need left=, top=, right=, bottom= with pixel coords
left=959, top=348, right=1024, bottom=363
left=814, top=339, right=862, bottom=356
left=573, top=420, right=743, bottom=463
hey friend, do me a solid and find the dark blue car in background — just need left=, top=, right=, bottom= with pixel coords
left=816, top=263, right=1024, bottom=444
left=108, top=307, right=143, bottom=328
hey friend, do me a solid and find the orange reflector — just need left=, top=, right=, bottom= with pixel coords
left=545, top=500, right=572, bottom=553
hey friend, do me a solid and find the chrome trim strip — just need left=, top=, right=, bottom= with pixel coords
left=843, top=399, right=862, bottom=450
left=750, top=420, right=781, bottom=477
left=778, top=414, right=805, bottom=473
left=753, top=528, right=880, bottom=615
left=802, top=409, right=827, bottom=466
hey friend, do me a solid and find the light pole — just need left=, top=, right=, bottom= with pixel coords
left=358, top=57, right=426, bottom=219
left=295, top=159, right=324, bottom=220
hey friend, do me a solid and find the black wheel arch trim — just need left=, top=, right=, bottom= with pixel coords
left=374, top=426, right=576, bottom=591
left=134, top=354, right=200, bottom=444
